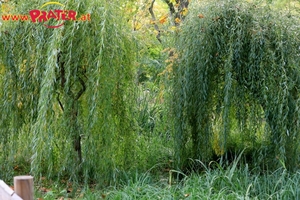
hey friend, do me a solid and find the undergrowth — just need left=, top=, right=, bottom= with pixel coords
left=36, top=156, right=300, bottom=199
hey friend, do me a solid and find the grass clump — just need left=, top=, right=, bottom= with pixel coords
left=35, top=157, right=300, bottom=199
left=102, top=166, right=300, bottom=199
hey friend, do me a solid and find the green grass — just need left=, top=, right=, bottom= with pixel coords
left=35, top=162, right=300, bottom=199
left=101, top=169, right=300, bottom=200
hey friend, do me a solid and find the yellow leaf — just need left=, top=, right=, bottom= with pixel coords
left=159, top=14, right=168, bottom=24
left=175, top=18, right=181, bottom=24
left=170, top=26, right=177, bottom=31
left=181, top=8, right=188, bottom=16
left=1, top=4, right=12, bottom=13
left=134, top=22, right=142, bottom=30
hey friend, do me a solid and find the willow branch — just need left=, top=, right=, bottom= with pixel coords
left=149, top=0, right=162, bottom=43
left=57, top=92, right=64, bottom=111
left=76, top=77, right=86, bottom=100
left=164, top=0, right=175, bottom=15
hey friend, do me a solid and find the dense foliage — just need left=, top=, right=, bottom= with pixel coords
left=0, top=0, right=137, bottom=184
left=173, top=0, right=300, bottom=171
left=1, top=0, right=300, bottom=197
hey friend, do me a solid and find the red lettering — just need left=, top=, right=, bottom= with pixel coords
left=20, top=15, right=29, bottom=21
left=1, top=15, right=10, bottom=21
left=61, top=11, right=68, bottom=20
left=47, top=10, right=57, bottom=20
left=68, top=10, right=76, bottom=20
left=11, top=15, right=19, bottom=21
left=38, top=11, right=48, bottom=22
left=78, top=15, right=86, bottom=21
left=27, top=8, right=86, bottom=27
left=29, top=10, right=41, bottom=22
left=54, top=10, right=63, bottom=20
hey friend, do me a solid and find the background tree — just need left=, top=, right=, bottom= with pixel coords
left=148, top=0, right=190, bottom=42
left=173, top=0, right=300, bottom=171
left=163, top=0, right=189, bottom=25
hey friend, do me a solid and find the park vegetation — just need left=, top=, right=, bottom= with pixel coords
left=0, top=0, right=299, bottom=199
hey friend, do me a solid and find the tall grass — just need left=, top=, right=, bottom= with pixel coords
left=37, top=158, right=300, bottom=199
left=100, top=156, right=300, bottom=199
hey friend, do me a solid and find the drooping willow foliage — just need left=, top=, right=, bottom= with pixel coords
left=173, top=0, right=300, bottom=171
left=0, top=0, right=136, bottom=184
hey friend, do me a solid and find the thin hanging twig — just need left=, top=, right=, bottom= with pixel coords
left=149, top=0, right=162, bottom=43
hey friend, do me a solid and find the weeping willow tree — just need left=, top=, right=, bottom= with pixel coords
left=173, top=0, right=300, bottom=171
left=0, top=0, right=136, bottom=184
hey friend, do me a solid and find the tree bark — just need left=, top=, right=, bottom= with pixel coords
left=149, top=0, right=162, bottom=43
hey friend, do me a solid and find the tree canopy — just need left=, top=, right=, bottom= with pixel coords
left=173, top=0, right=300, bottom=171
left=0, top=0, right=137, bottom=184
